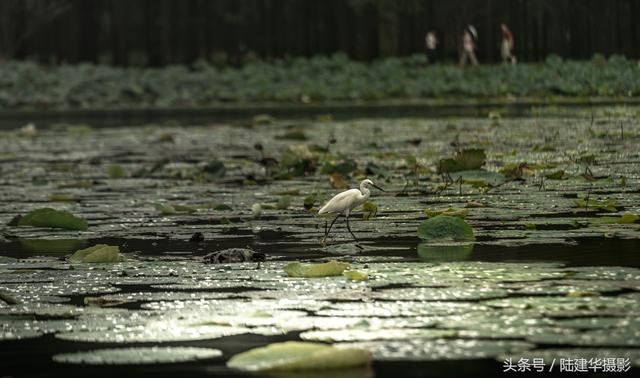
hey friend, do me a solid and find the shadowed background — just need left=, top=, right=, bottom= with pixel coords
left=1, top=0, right=639, bottom=66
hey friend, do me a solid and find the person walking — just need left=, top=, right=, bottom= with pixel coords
left=459, top=25, right=478, bottom=67
left=425, top=31, right=438, bottom=64
left=501, top=23, right=516, bottom=64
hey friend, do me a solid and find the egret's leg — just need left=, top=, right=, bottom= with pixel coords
left=322, top=214, right=341, bottom=245
left=345, top=212, right=359, bottom=243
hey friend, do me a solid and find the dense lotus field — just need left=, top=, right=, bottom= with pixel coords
left=1, top=106, right=639, bottom=376
left=0, top=54, right=639, bottom=110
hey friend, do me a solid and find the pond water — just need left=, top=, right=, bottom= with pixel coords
left=1, top=107, right=639, bottom=377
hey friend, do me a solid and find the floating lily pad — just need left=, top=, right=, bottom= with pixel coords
left=87, top=291, right=234, bottom=305
left=284, top=261, right=351, bottom=278
left=571, top=266, right=640, bottom=281
left=424, top=207, right=468, bottom=219
left=504, top=279, right=626, bottom=295
left=553, top=317, right=640, bottom=330
left=484, top=296, right=639, bottom=317
left=300, top=328, right=457, bottom=342
left=227, top=341, right=371, bottom=372
left=53, top=347, right=222, bottom=365
left=371, top=286, right=508, bottom=301
left=317, top=301, right=488, bottom=318
left=573, top=198, right=617, bottom=212
left=343, top=270, right=369, bottom=281
left=68, top=244, right=122, bottom=263
left=545, top=170, right=567, bottom=180
left=502, top=348, right=640, bottom=368
left=15, top=208, right=88, bottom=231
left=0, top=329, right=44, bottom=340
left=527, top=329, right=640, bottom=347
left=449, top=170, right=506, bottom=187
left=591, top=213, right=639, bottom=224
left=202, top=160, right=226, bottom=179
left=56, top=321, right=249, bottom=343
left=437, top=149, right=486, bottom=173
left=417, top=216, right=475, bottom=241
left=0, top=303, right=86, bottom=318
left=337, top=339, right=534, bottom=361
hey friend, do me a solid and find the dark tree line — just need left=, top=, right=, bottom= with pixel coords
left=2, top=0, right=639, bottom=66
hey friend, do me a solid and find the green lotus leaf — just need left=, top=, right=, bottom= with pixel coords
left=417, top=216, right=475, bottom=241
left=16, top=208, right=88, bottom=231
left=284, top=261, right=351, bottom=278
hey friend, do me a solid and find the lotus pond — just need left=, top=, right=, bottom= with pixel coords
left=1, top=106, right=639, bottom=377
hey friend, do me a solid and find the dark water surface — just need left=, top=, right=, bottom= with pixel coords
left=1, top=108, right=639, bottom=377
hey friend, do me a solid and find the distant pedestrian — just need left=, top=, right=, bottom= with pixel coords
left=459, top=25, right=478, bottom=67
left=425, top=31, right=438, bottom=64
left=501, top=23, right=516, bottom=64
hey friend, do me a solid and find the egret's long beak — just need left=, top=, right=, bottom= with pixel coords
left=372, top=184, right=385, bottom=192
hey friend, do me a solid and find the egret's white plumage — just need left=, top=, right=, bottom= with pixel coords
left=318, top=188, right=367, bottom=215
left=319, top=179, right=384, bottom=245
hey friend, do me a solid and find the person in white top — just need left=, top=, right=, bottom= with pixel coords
left=425, top=31, right=438, bottom=64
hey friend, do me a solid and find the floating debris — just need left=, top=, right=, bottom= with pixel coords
left=203, top=248, right=266, bottom=264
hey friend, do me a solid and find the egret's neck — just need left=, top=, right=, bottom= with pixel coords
left=360, top=185, right=371, bottom=200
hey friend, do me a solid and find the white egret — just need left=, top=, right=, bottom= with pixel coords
left=318, top=178, right=385, bottom=244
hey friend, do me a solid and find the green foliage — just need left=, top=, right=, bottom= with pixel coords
left=303, top=193, right=325, bottom=211
left=437, top=149, right=486, bottom=174
left=252, top=114, right=275, bottom=125
left=68, top=244, right=122, bottom=263
left=424, top=207, right=468, bottom=219
left=202, top=160, right=226, bottom=179
left=49, top=194, right=79, bottom=202
left=107, top=164, right=125, bottom=179
left=15, top=208, right=88, bottom=231
left=591, top=213, right=639, bottom=224
left=449, top=170, right=505, bottom=187
left=275, top=129, right=308, bottom=141
left=365, top=162, right=391, bottom=179
left=1, top=55, right=639, bottom=109
left=362, top=201, right=378, bottom=220
left=417, top=216, right=475, bottom=241
left=275, top=196, right=291, bottom=210
left=573, top=198, right=617, bottom=212
left=343, top=269, right=369, bottom=281
left=280, top=145, right=317, bottom=176
left=320, top=156, right=357, bottom=175
left=545, top=170, right=568, bottom=180
left=154, top=203, right=199, bottom=215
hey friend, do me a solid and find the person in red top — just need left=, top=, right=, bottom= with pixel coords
left=458, top=25, right=479, bottom=67
left=501, top=23, right=516, bottom=64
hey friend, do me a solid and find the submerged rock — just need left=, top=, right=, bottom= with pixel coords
left=203, top=248, right=266, bottom=264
